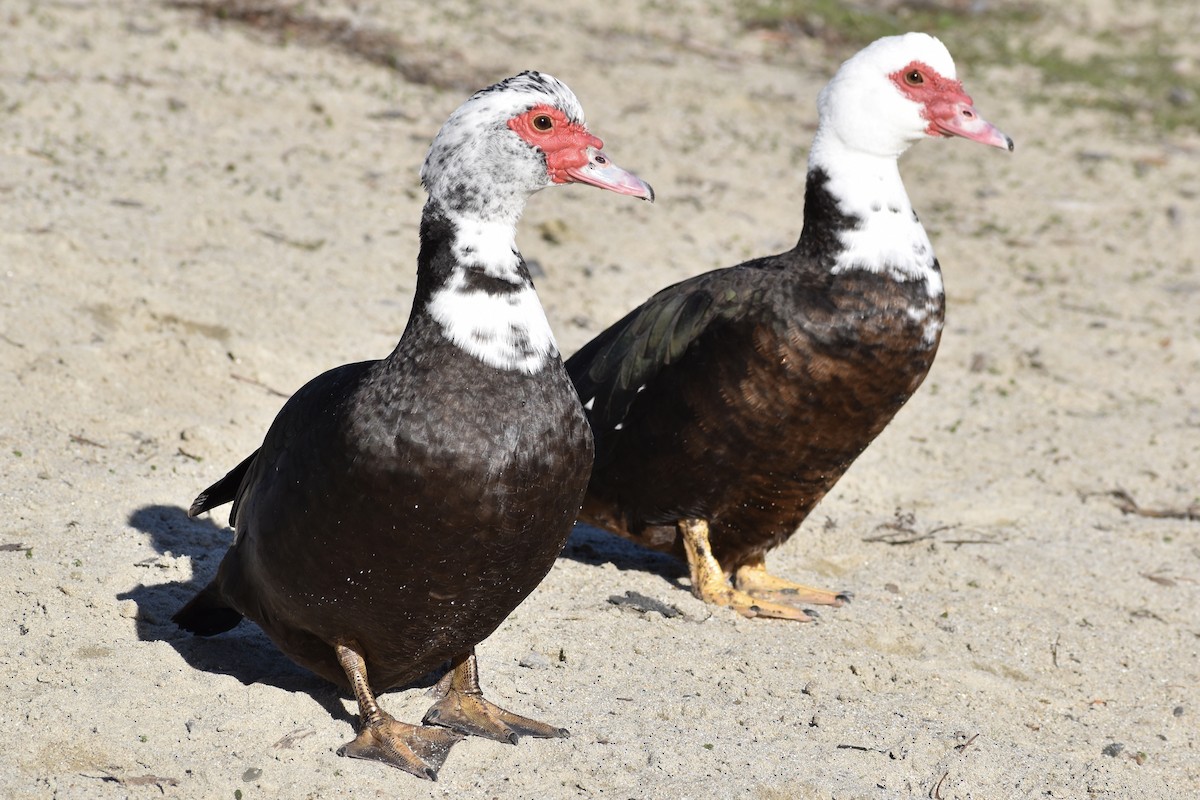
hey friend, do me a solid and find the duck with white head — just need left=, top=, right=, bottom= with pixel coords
left=568, top=33, right=1011, bottom=622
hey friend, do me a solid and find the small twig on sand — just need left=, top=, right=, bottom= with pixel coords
left=273, top=726, right=317, bottom=749
left=863, top=509, right=972, bottom=545
left=1082, top=488, right=1199, bottom=521
left=930, top=771, right=949, bottom=800
left=258, top=229, right=325, bottom=252
left=69, top=433, right=107, bottom=448
left=954, top=733, right=980, bottom=752
left=230, top=372, right=290, bottom=398
left=81, top=771, right=179, bottom=791
left=863, top=529, right=934, bottom=546
left=941, top=536, right=1000, bottom=546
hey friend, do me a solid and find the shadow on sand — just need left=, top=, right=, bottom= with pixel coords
left=561, top=522, right=688, bottom=589
left=119, top=506, right=685, bottom=722
left=118, top=503, right=351, bottom=723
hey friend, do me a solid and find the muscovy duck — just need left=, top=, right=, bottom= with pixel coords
left=174, top=71, right=653, bottom=779
left=567, top=34, right=1010, bottom=621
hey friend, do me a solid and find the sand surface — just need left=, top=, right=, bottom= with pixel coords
left=2, top=1, right=1198, bottom=798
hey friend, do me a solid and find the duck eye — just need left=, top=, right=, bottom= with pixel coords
left=532, top=114, right=553, bottom=131
left=905, top=70, right=924, bottom=86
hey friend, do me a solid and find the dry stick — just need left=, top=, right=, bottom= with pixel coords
left=229, top=372, right=289, bottom=398
left=1084, top=488, right=1200, bottom=521
left=862, top=530, right=934, bottom=545
left=954, top=733, right=980, bottom=752
left=69, top=433, right=107, bottom=448
left=258, top=229, right=326, bottom=252
left=864, top=522, right=970, bottom=546
left=930, top=771, right=949, bottom=800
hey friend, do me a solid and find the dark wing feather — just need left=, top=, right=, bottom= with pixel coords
left=187, top=361, right=372, bottom=525
left=566, top=260, right=775, bottom=444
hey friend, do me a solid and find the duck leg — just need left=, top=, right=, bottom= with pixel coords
left=423, top=649, right=568, bottom=743
left=678, top=518, right=815, bottom=622
left=335, top=641, right=463, bottom=780
left=734, top=557, right=851, bottom=608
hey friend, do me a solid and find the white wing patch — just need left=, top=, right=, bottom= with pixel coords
left=428, top=270, right=558, bottom=374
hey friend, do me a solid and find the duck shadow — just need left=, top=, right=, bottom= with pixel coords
left=560, top=522, right=688, bottom=589
left=121, top=506, right=670, bottom=717
left=120, top=503, right=354, bottom=722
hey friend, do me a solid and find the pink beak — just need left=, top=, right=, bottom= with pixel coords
left=928, top=100, right=1014, bottom=151
left=564, top=147, right=655, bottom=201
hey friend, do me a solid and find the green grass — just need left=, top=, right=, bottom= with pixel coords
left=1022, top=43, right=1200, bottom=131
left=736, top=0, right=1042, bottom=61
left=736, top=0, right=1200, bottom=132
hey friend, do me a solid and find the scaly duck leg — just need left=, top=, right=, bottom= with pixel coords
left=335, top=641, right=463, bottom=780
left=423, top=649, right=568, bottom=743
left=734, top=556, right=851, bottom=608
left=678, top=518, right=814, bottom=621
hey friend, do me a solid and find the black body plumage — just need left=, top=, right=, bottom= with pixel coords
left=567, top=168, right=942, bottom=570
left=175, top=204, right=592, bottom=690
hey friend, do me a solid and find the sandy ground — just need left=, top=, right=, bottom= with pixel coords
left=2, top=1, right=1198, bottom=798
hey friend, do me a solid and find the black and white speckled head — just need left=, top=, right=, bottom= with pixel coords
left=421, top=71, right=652, bottom=225
left=419, top=72, right=653, bottom=375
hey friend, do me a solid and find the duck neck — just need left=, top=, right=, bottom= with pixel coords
left=799, top=128, right=941, bottom=298
left=408, top=199, right=557, bottom=375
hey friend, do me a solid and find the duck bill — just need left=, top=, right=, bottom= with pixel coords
left=930, top=101, right=1014, bottom=152
left=565, top=147, right=655, bottom=201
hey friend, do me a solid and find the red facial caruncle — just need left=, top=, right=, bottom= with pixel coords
left=507, top=104, right=655, bottom=199
left=508, top=105, right=604, bottom=184
left=889, top=60, right=1013, bottom=151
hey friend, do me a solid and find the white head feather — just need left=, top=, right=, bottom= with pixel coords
left=807, top=34, right=957, bottom=298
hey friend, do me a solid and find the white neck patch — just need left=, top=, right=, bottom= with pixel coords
left=449, top=216, right=522, bottom=281
left=812, top=138, right=943, bottom=300
left=428, top=267, right=558, bottom=374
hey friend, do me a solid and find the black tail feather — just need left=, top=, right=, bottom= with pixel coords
left=189, top=450, right=258, bottom=519
left=173, top=582, right=243, bottom=636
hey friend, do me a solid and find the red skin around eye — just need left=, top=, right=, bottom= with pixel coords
left=508, top=105, right=604, bottom=183
left=889, top=60, right=974, bottom=137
